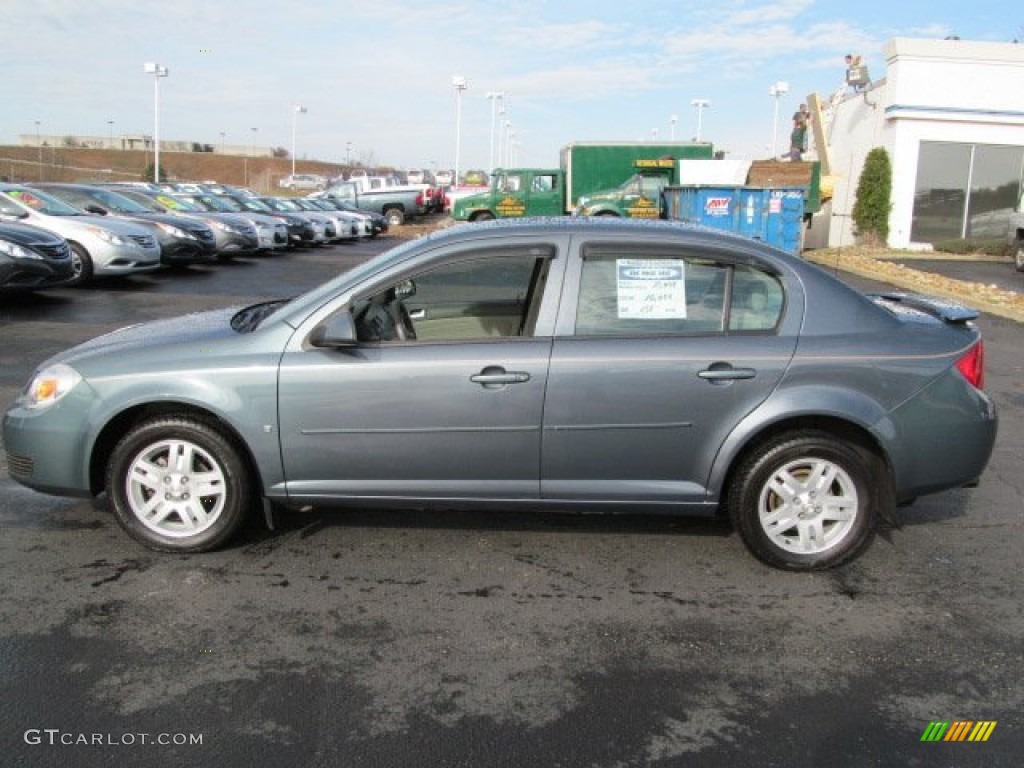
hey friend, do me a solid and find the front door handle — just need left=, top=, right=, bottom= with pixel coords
left=470, top=366, right=531, bottom=389
left=698, top=363, right=756, bottom=383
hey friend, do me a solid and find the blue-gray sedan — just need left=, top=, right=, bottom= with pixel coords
left=2, top=218, right=997, bottom=569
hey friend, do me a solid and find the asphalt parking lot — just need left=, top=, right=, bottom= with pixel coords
left=1, top=232, right=1022, bottom=767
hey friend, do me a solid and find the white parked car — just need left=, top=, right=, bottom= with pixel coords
left=0, top=184, right=161, bottom=285
left=279, top=174, right=326, bottom=191
left=1009, top=189, right=1023, bottom=272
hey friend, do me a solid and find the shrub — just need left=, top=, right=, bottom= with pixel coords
left=852, top=147, right=892, bottom=246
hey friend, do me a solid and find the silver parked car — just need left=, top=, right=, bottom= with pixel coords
left=0, top=184, right=161, bottom=285
left=2, top=218, right=997, bottom=569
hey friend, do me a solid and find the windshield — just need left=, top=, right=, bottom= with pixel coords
left=69, top=188, right=151, bottom=214
left=189, top=195, right=236, bottom=213
left=2, top=187, right=87, bottom=216
left=152, top=193, right=202, bottom=212
left=236, top=198, right=275, bottom=214
left=259, top=197, right=290, bottom=212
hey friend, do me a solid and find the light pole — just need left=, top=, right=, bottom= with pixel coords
left=768, top=81, right=789, bottom=158
left=452, top=75, right=468, bottom=185
left=486, top=91, right=504, bottom=174
left=502, top=120, right=513, bottom=167
left=345, top=141, right=352, bottom=167
left=34, top=121, right=41, bottom=180
left=247, top=127, right=257, bottom=187
left=669, top=115, right=678, bottom=141
left=291, top=104, right=307, bottom=176
left=107, top=120, right=114, bottom=148
left=691, top=99, right=711, bottom=142
left=143, top=62, right=169, bottom=183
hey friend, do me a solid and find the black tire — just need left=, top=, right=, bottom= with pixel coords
left=726, top=430, right=880, bottom=570
left=1014, top=236, right=1023, bottom=272
left=384, top=208, right=405, bottom=228
left=471, top=211, right=495, bottom=222
left=68, top=242, right=94, bottom=286
left=105, top=416, right=251, bottom=553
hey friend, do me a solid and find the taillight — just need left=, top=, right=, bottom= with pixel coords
left=415, top=193, right=424, bottom=206
left=955, top=341, right=985, bottom=390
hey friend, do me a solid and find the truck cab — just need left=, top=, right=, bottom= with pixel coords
left=452, top=169, right=563, bottom=221
left=574, top=159, right=678, bottom=218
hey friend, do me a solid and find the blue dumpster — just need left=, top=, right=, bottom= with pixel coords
left=663, top=185, right=805, bottom=255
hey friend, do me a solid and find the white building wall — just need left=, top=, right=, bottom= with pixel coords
left=826, top=38, right=1024, bottom=249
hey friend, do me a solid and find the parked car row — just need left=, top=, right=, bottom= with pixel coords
left=0, top=181, right=387, bottom=290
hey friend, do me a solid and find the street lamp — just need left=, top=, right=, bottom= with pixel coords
left=143, top=62, right=169, bottom=183
left=246, top=127, right=257, bottom=186
left=452, top=75, right=468, bottom=185
left=691, top=99, right=711, bottom=142
left=345, top=141, right=352, bottom=166
left=768, top=81, right=789, bottom=158
left=107, top=120, right=114, bottom=148
left=670, top=115, right=678, bottom=141
left=34, top=120, right=41, bottom=180
left=291, top=104, right=307, bottom=176
left=486, top=91, right=504, bottom=174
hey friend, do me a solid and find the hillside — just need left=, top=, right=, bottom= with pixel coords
left=0, top=145, right=359, bottom=193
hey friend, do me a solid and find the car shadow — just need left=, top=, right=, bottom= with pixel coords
left=234, top=504, right=733, bottom=551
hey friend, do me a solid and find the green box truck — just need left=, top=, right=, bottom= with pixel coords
left=452, top=141, right=714, bottom=222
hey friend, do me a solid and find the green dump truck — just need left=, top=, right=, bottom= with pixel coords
left=452, top=141, right=714, bottom=222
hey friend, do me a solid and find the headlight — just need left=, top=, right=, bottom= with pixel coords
left=0, top=239, right=40, bottom=260
left=155, top=222, right=194, bottom=239
left=87, top=226, right=127, bottom=246
left=21, top=363, right=82, bottom=410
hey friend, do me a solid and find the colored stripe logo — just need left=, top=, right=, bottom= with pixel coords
left=921, top=721, right=997, bottom=742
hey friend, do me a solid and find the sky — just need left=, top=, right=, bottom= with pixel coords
left=1, top=0, right=1020, bottom=174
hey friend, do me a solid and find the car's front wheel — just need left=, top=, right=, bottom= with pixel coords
left=1013, top=235, right=1023, bottom=272
left=106, top=416, right=251, bottom=552
left=68, top=242, right=94, bottom=286
left=727, top=430, right=879, bottom=570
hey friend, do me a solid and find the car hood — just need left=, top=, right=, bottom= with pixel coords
left=44, top=306, right=248, bottom=374
left=0, top=221, right=65, bottom=247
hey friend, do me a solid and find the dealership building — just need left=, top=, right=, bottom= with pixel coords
left=815, top=37, right=1024, bottom=250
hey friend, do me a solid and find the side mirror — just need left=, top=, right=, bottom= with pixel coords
left=395, top=279, right=417, bottom=300
left=85, top=204, right=108, bottom=215
left=309, top=311, right=358, bottom=348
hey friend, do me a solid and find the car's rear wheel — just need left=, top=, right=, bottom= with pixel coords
left=471, top=211, right=495, bottom=222
left=68, top=242, right=94, bottom=286
left=105, top=416, right=251, bottom=553
left=384, top=208, right=405, bottom=228
left=1014, top=236, right=1024, bottom=272
left=727, top=430, right=878, bottom=570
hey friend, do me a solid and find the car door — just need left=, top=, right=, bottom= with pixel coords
left=276, top=240, right=566, bottom=502
left=541, top=241, right=799, bottom=503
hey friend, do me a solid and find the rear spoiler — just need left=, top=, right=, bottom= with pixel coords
left=869, top=292, right=979, bottom=324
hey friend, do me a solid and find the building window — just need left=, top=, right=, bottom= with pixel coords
left=912, top=141, right=1024, bottom=243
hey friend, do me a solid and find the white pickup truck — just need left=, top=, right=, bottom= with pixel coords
left=323, top=177, right=426, bottom=227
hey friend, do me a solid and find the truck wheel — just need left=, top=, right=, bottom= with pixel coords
left=384, top=208, right=405, bottom=228
left=471, top=211, right=495, bottom=222
left=1014, top=236, right=1024, bottom=272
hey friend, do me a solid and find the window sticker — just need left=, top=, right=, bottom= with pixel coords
left=616, top=259, right=687, bottom=319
